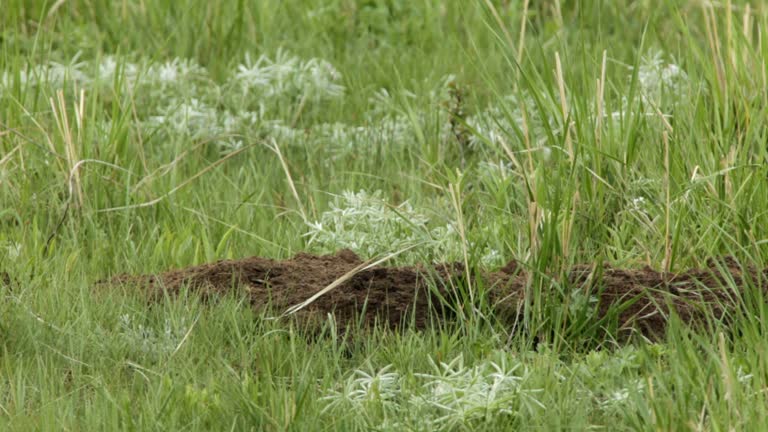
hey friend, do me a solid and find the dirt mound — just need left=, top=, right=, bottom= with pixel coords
left=490, top=256, right=766, bottom=338
left=107, top=250, right=467, bottom=333
left=103, top=251, right=767, bottom=338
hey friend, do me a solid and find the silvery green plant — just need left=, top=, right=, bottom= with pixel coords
left=635, top=50, right=689, bottom=110
left=3, top=241, right=21, bottom=261
left=612, top=50, right=691, bottom=122
left=320, top=353, right=544, bottom=429
left=410, top=353, right=544, bottom=428
left=310, top=115, right=416, bottom=155
left=2, top=51, right=346, bottom=152
left=236, top=73, right=453, bottom=156
left=92, top=56, right=206, bottom=94
left=305, top=190, right=432, bottom=260
left=0, top=57, right=87, bottom=91
left=477, top=160, right=514, bottom=183
left=568, top=288, right=599, bottom=317
left=146, top=98, right=238, bottom=140
left=321, top=365, right=401, bottom=424
left=233, top=49, right=344, bottom=101
left=320, top=74, right=455, bottom=153
left=598, top=379, right=646, bottom=413
left=569, top=346, right=650, bottom=413
left=117, top=314, right=188, bottom=360
left=305, top=190, right=504, bottom=266
left=466, top=94, right=556, bottom=160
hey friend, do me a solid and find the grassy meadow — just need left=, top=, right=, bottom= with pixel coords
left=2, top=0, right=768, bottom=429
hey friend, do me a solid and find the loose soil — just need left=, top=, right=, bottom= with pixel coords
left=103, top=251, right=767, bottom=338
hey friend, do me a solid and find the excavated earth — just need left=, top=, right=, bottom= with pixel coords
left=102, top=250, right=767, bottom=338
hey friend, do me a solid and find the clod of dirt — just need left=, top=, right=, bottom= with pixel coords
left=102, top=251, right=767, bottom=338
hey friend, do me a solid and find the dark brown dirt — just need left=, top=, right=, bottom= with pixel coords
left=102, top=251, right=767, bottom=338
left=106, top=250, right=467, bottom=333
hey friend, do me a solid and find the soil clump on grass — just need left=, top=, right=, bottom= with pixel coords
left=104, top=251, right=766, bottom=338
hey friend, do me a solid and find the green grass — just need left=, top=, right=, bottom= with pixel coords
left=2, top=0, right=768, bottom=429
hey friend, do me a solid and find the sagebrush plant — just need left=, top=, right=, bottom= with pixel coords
left=320, top=352, right=545, bottom=430
left=2, top=0, right=768, bottom=430
left=232, top=49, right=345, bottom=101
left=304, top=189, right=434, bottom=259
left=304, top=189, right=503, bottom=266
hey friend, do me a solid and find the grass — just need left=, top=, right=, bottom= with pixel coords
left=2, top=0, right=768, bottom=429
